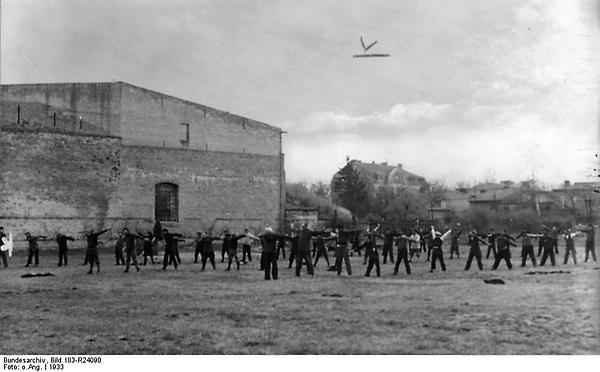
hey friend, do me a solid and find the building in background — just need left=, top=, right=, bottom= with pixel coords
left=0, top=82, right=285, bottom=240
left=551, top=180, right=598, bottom=220
left=284, top=206, right=319, bottom=230
left=331, top=160, right=428, bottom=196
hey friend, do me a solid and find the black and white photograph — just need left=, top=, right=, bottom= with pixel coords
left=0, top=0, right=599, bottom=363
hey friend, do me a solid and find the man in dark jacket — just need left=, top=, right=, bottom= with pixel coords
left=276, top=236, right=286, bottom=260
left=114, top=233, right=126, bottom=266
left=194, top=232, right=204, bottom=264
left=542, top=225, right=560, bottom=254
left=85, top=228, right=109, bottom=274
left=198, top=232, right=220, bottom=270
left=580, top=224, right=596, bottom=262
left=334, top=226, right=358, bottom=276
left=362, top=233, right=381, bottom=277
left=394, top=233, right=412, bottom=275
left=56, top=233, right=75, bottom=267
left=223, top=231, right=245, bottom=271
left=486, top=229, right=499, bottom=259
left=538, top=233, right=559, bottom=267
left=421, top=230, right=434, bottom=262
left=464, top=230, right=487, bottom=271
left=25, top=232, right=47, bottom=267
left=491, top=230, right=516, bottom=270
left=429, top=227, right=447, bottom=272
left=122, top=228, right=140, bottom=273
left=295, top=223, right=315, bottom=277
left=287, top=230, right=299, bottom=269
left=161, top=229, right=184, bottom=270
left=515, top=230, right=540, bottom=267
left=449, top=226, right=463, bottom=259
left=381, top=229, right=395, bottom=264
left=139, top=231, right=155, bottom=265
left=313, top=231, right=333, bottom=268
left=152, top=220, right=164, bottom=256
left=259, top=227, right=285, bottom=280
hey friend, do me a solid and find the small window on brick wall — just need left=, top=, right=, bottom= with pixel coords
left=180, top=123, right=190, bottom=143
left=155, top=182, right=179, bottom=222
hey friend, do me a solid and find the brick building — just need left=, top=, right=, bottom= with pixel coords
left=0, top=82, right=285, bottom=242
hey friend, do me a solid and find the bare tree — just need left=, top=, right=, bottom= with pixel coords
left=310, top=181, right=331, bottom=198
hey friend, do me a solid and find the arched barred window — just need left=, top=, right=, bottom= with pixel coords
left=155, top=182, right=179, bottom=222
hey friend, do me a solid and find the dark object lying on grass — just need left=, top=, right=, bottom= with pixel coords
left=525, top=270, right=571, bottom=275
left=21, top=272, right=55, bottom=278
left=322, top=293, right=343, bottom=298
left=483, top=279, right=505, bottom=285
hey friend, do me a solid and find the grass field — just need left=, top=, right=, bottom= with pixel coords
left=1, top=244, right=599, bottom=354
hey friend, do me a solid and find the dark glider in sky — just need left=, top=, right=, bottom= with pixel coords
left=353, top=36, right=390, bottom=58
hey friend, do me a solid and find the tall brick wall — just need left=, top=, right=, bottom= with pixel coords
left=0, top=130, right=122, bottom=243
left=0, top=83, right=121, bottom=136
left=118, top=83, right=281, bottom=156
left=0, top=129, right=283, bottom=249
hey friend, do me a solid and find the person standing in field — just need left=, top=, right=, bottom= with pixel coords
left=580, top=224, right=596, bottom=262
left=491, top=230, right=516, bottom=270
left=240, top=228, right=260, bottom=264
left=562, top=228, right=579, bottom=265
left=222, top=231, right=245, bottom=271
left=429, top=226, right=450, bottom=272
left=514, top=229, right=540, bottom=267
left=152, top=220, right=165, bottom=257
left=171, top=237, right=182, bottom=265
left=287, top=229, right=299, bottom=269
left=161, top=229, right=184, bottom=271
left=56, top=233, right=74, bottom=267
left=0, top=227, right=8, bottom=268
left=25, top=232, right=47, bottom=267
left=114, top=231, right=126, bottom=266
left=198, top=232, right=220, bottom=270
left=362, top=233, right=381, bottom=277
left=538, top=233, right=559, bottom=267
left=295, top=223, right=315, bottom=277
left=419, top=228, right=428, bottom=254
left=425, top=229, right=435, bottom=262
left=138, top=231, right=155, bottom=265
left=381, top=228, right=395, bottom=264
left=486, top=229, right=498, bottom=259
left=313, top=231, right=333, bottom=269
left=464, top=230, right=487, bottom=271
left=542, top=225, right=560, bottom=255
left=334, top=226, right=357, bottom=276
left=121, top=228, right=140, bottom=273
left=449, top=225, right=463, bottom=259
left=85, top=228, right=109, bottom=274
left=408, top=229, right=421, bottom=262
left=193, top=232, right=204, bottom=264
left=350, top=232, right=361, bottom=257
left=394, top=232, right=412, bottom=275
left=276, top=235, right=286, bottom=260
left=259, top=227, right=285, bottom=280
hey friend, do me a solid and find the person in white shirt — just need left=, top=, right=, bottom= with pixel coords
left=240, top=228, right=260, bottom=264
left=408, top=229, right=421, bottom=261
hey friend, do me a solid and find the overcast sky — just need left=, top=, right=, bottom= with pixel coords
left=2, top=0, right=598, bottom=187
